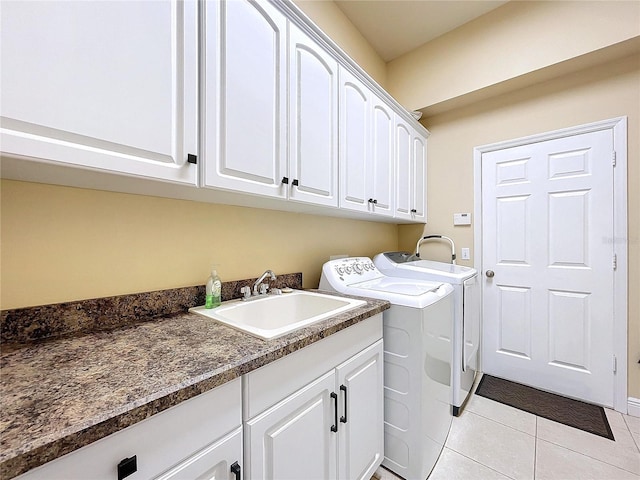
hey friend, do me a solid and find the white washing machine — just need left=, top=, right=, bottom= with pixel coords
left=319, top=257, right=454, bottom=480
left=374, top=251, right=480, bottom=416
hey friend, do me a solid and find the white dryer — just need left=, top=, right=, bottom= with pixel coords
left=374, top=251, right=480, bottom=416
left=319, top=257, right=454, bottom=480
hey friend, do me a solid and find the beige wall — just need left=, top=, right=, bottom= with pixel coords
left=387, top=0, right=640, bottom=112
left=0, top=180, right=398, bottom=309
left=293, top=0, right=386, bottom=88
left=400, top=54, right=640, bottom=398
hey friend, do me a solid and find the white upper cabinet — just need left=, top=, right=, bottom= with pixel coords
left=395, top=120, right=412, bottom=219
left=411, top=132, right=427, bottom=222
left=369, top=99, right=395, bottom=217
left=202, top=0, right=288, bottom=198
left=0, top=0, right=198, bottom=185
left=339, top=69, right=395, bottom=218
left=395, top=116, right=427, bottom=222
left=288, top=23, right=339, bottom=207
left=1, top=0, right=428, bottom=222
left=339, top=68, right=370, bottom=213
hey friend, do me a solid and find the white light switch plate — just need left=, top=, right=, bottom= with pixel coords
left=461, top=248, right=470, bottom=260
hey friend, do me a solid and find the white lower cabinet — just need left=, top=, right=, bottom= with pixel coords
left=243, top=316, right=384, bottom=480
left=16, top=378, right=243, bottom=480
left=336, top=341, right=384, bottom=480
left=246, top=371, right=338, bottom=479
left=15, top=317, right=384, bottom=480
left=155, top=427, right=242, bottom=480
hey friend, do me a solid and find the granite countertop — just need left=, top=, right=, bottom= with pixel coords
left=0, top=288, right=388, bottom=479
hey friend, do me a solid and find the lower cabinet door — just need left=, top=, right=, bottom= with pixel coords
left=155, top=427, right=242, bottom=480
left=336, top=340, right=384, bottom=480
left=245, top=370, right=338, bottom=480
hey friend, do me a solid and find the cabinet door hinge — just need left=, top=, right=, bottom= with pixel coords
left=612, top=151, right=616, bottom=167
left=613, top=355, right=617, bottom=373
left=187, top=153, right=197, bottom=164
left=613, top=253, right=618, bottom=270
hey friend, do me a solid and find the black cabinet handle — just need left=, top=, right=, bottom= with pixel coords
left=411, top=208, right=417, bottom=213
left=230, top=461, right=241, bottom=480
left=292, top=179, right=299, bottom=186
left=330, top=392, right=338, bottom=432
left=368, top=198, right=374, bottom=203
left=373, top=199, right=378, bottom=204
left=340, top=385, right=348, bottom=423
left=117, top=456, right=137, bottom=480
left=281, top=176, right=289, bottom=185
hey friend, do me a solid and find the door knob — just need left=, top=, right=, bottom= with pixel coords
left=486, top=270, right=495, bottom=278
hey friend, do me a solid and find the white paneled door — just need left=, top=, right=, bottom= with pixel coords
left=481, top=129, right=616, bottom=407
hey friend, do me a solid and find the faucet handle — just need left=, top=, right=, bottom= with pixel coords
left=259, top=283, right=269, bottom=295
left=240, top=286, right=252, bottom=300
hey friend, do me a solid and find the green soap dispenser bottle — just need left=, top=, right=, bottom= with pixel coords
left=205, top=269, right=222, bottom=309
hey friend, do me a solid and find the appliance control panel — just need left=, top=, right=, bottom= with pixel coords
left=323, top=257, right=382, bottom=284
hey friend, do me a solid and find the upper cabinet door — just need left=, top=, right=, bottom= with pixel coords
left=339, top=68, right=370, bottom=213
left=394, top=116, right=427, bottom=222
left=411, top=132, right=427, bottom=222
left=0, top=0, right=197, bottom=185
left=288, top=24, right=339, bottom=207
left=369, top=100, right=395, bottom=217
left=202, top=0, right=288, bottom=198
left=394, top=119, right=413, bottom=220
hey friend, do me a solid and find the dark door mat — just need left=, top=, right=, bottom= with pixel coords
left=475, top=374, right=615, bottom=440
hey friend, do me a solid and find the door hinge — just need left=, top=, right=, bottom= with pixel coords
left=612, top=151, right=616, bottom=167
left=613, top=355, right=617, bottom=373
left=613, top=253, right=618, bottom=270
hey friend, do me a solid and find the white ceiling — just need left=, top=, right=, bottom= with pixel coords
left=334, top=0, right=510, bottom=62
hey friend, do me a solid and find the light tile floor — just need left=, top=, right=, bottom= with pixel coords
left=373, top=375, right=640, bottom=480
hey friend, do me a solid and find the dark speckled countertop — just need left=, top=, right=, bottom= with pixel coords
left=0, top=279, right=389, bottom=479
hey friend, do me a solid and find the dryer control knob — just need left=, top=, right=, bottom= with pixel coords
left=354, top=264, right=363, bottom=274
left=345, top=265, right=353, bottom=274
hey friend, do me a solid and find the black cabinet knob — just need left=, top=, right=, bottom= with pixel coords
left=117, top=456, right=137, bottom=480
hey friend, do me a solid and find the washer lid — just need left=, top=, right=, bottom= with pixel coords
left=351, top=277, right=444, bottom=296
left=375, top=252, right=477, bottom=283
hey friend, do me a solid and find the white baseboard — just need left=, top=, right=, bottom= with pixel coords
left=628, top=397, right=640, bottom=417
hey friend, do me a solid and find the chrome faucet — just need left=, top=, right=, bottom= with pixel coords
left=253, top=269, right=276, bottom=296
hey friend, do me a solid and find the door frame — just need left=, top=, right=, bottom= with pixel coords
left=473, top=116, right=628, bottom=413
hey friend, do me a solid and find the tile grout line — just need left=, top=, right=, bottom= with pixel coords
left=442, top=446, right=519, bottom=480
left=463, top=408, right=537, bottom=438
left=535, top=436, right=640, bottom=476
